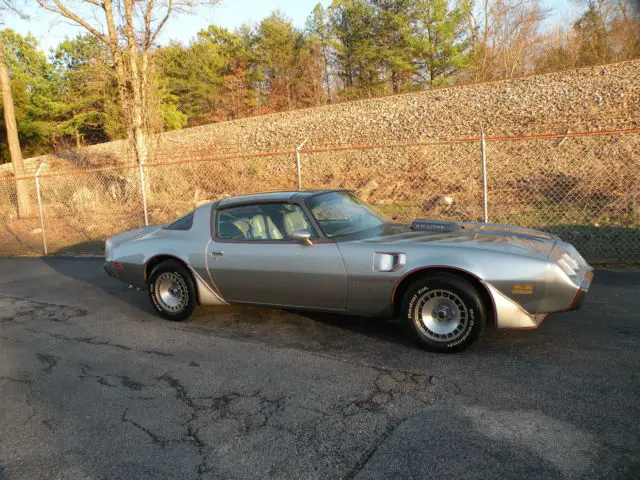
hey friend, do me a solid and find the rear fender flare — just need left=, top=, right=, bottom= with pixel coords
left=144, top=254, right=225, bottom=306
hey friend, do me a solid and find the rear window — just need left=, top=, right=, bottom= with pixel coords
left=164, top=211, right=194, bottom=231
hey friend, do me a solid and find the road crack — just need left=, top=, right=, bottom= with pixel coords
left=341, top=419, right=403, bottom=480
left=0, top=376, right=33, bottom=385
left=0, top=293, right=87, bottom=323
left=27, top=328, right=172, bottom=358
left=37, top=353, right=58, bottom=374
left=121, top=408, right=170, bottom=447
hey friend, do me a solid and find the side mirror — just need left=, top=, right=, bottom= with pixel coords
left=291, top=230, right=313, bottom=246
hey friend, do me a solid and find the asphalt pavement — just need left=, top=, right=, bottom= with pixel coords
left=0, top=258, right=639, bottom=479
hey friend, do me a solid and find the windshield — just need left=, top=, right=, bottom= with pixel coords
left=308, top=191, right=386, bottom=238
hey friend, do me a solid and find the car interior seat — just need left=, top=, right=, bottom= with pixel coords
left=283, top=210, right=310, bottom=238
left=250, top=215, right=267, bottom=240
left=217, top=218, right=246, bottom=240
left=250, top=215, right=284, bottom=240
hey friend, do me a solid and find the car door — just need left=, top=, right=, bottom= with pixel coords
left=207, top=202, right=347, bottom=311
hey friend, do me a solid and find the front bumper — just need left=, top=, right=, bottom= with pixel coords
left=490, top=268, right=594, bottom=329
left=487, top=283, right=547, bottom=329
left=566, top=269, right=593, bottom=311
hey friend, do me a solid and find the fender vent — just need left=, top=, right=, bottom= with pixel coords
left=411, top=219, right=461, bottom=233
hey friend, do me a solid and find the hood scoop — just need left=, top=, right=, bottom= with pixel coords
left=411, top=219, right=462, bottom=233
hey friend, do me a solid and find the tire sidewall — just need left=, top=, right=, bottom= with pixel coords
left=404, top=275, right=485, bottom=352
left=148, top=261, right=196, bottom=321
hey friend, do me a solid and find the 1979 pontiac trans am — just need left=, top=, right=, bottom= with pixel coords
left=104, top=190, right=593, bottom=352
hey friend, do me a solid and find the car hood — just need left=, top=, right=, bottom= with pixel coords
left=354, top=222, right=558, bottom=259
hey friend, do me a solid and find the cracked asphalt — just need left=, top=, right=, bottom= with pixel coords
left=0, top=258, right=639, bottom=480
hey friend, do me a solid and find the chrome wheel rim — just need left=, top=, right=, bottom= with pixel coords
left=414, top=289, right=468, bottom=342
left=155, top=272, right=188, bottom=313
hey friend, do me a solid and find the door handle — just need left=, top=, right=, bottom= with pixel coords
left=209, top=250, right=224, bottom=256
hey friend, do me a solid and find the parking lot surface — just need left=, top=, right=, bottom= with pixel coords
left=0, top=258, right=639, bottom=479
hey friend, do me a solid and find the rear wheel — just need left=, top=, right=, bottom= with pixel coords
left=401, top=273, right=486, bottom=352
left=148, top=260, right=196, bottom=321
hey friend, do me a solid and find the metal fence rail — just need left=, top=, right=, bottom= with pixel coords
left=0, top=127, right=638, bottom=264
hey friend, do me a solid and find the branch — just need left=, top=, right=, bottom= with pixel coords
left=148, top=0, right=174, bottom=47
left=0, top=0, right=23, bottom=17
left=143, top=0, right=157, bottom=47
left=101, top=0, right=117, bottom=41
left=36, top=0, right=109, bottom=44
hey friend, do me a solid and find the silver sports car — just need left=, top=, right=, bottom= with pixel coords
left=104, top=189, right=593, bottom=352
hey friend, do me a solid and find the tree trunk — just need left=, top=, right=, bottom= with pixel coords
left=124, top=0, right=147, bottom=167
left=0, top=35, right=32, bottom=218
left=141, top=49, right=150, bottom=131
left=322, top=45, right=331, bottom=101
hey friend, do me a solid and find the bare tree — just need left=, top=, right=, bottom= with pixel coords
left=37, top=0, right=218, bottom=166
left=609, top=0, right=640, bottom=58
left=0, top=1, right=32, bottom=217
left=582, top=0, right=640, bottom=59
left=468, top=0, right=548, bottom=81
left=533, top=0, right=639, bottom=72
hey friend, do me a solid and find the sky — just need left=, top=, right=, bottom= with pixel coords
left=5, top=0, right=574, bottom=54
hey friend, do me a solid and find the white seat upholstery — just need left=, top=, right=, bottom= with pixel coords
left=250, top=215, right=267, bottom=239
left=250, top=215, right=284, bottom=240
left=266, top=216, right=284, bottom=239
left=283, top=210, right=309, bottom=237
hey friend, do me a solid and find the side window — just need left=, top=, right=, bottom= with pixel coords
left=216, top=203, right=314, bottom=241
left=164, top=211, right=194, bottom=231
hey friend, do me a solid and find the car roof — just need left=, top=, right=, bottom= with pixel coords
left=214, top=189, right=348, bottom=208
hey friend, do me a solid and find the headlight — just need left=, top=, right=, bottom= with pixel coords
left=557, top=253, right=578, bottom=278
left=552, top=242, right=588, bottom=276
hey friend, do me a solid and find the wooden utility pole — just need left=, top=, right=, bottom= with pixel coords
left=0, top=33, right=32, bottom=217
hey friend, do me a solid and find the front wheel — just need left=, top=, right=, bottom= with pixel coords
left=148, top=260, right=197, bottom=321
left=401, top=273, right=486, bottom=352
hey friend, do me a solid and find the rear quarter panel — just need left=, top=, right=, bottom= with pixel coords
left=110, top=204, right=213, bottom=289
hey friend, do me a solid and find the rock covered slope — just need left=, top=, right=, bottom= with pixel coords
left=5, top=58, right=639, bottom=174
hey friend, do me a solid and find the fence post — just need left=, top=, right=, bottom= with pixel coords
left=138, top=161, right=149, bottom=226
left=480, top=123, right=489, bottom=223
left=35, top=162, right=48, bottom=255
left=296, top=138, right=309, bottom=190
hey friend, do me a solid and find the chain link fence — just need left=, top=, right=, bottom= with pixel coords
left=484, top=132, right=640, bottom=264
left=0, top=128, right=638, bottom=265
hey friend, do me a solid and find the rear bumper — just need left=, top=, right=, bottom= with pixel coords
left=104, top=261, right=118, bottom=278
left=104, top=260, right=146, bottom=288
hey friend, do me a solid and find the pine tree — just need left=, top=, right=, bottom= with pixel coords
left=256, top=12, right=322, bottom=110
left=372, top=0, right=416, bottom=93
left=52, top=34, right=123, bottom=144
left=306, top=4, right=333, bottom=100
left=329, top=0, right=382, bottom=98
left=410, top=0, right=472, bottom=86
